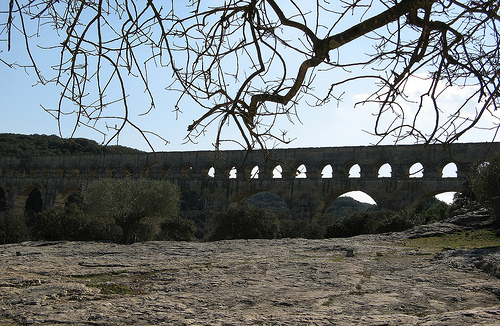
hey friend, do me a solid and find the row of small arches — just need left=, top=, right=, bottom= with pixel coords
left=0, top=162, right=459, bottom=179
left=208, top=162, right=458, bottom=179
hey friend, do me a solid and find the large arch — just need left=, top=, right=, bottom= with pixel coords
left=324, top=191, right=377, bottom=219
left=24, top=187, right=43, bottom=218
left=54, top=186, right=81, bottom=207
left=231, top=189, right=289, bottom=210
left=242, top=191, right=289, bottom=211
left=317, top=190, right=378, bottom=216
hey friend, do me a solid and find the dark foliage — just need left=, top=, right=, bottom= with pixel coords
left=325, top=197, right=375, bottom=219
left=0, top=212, right=30, bottom=244
left=29, top=203, right=120, bottom=241
left=278, top=218, right=325, bottom=239
left=83, top=178, right=180, bottom=244
left=208, top=204, right=280, bottom=241
left=325, top=199, right=450, bottom=238
left=0, top=133, right=142, bottom=156
left=244, top=192, right=288, bottom=211
left=159, top=217, right=197, bottom=241
left=179, top=190, right=207, bottom=240
left=471, top=155, right=500, bottom=221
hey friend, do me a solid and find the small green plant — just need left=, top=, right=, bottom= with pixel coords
left=89, top=282, right=133, bottom=295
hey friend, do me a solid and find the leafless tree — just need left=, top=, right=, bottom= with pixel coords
left=1, top=0, right=499, bottom=150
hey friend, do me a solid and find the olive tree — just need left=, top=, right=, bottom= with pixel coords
left=83, top=178, right=180, bottom=244
left=1, top=1, right=499, bottom=149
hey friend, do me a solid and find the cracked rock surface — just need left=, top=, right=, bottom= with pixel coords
left=1, top=233, right=500, bottom=325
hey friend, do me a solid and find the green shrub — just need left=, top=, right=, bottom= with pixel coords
left=208, top=204, right=280, bottom=241
left=325, top=209, right=425, bottom=238
left=325, top=211, right=383, bottom=238
left=412, top=197, right=450, bottom=224
left=0, top=211, right=30, bottom=244
left=158, top=217, right=196, bottom=241
left=375, top=211, right=416, bottom=233
left=278, top=218, right=325, bottom=239
left=30, top=204, right=83, bottom=240
left=471, top=155, right=500, bottom=220
left=450, top=179, right=477, bottom=211
left=30, top=203, right=121, bottom=241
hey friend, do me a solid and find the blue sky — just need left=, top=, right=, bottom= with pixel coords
left=1, top=1, right=498, bottom=153
left=1, top=1, right=499, bottom=204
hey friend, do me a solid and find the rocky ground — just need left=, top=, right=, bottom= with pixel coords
left=1, top=210, right=500, bottom=325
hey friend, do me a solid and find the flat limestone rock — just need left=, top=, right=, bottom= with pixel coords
left=1, top=235, right=500, bottom=325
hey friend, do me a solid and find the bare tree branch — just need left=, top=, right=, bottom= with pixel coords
left=1, top=0, right=498, bottom=150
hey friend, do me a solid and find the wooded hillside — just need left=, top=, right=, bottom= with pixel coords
left=0, top=133, right=143, bottom=156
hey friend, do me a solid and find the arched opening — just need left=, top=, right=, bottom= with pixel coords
left=42, top=165, right=51, bottom=178
left=17, top=165, right=26, bottom=178
left=54, top=186, right=81, bottom=206
left=29, top=165, right=38, bottom=177
left=0, top=187, right=6, bottom=213
left=325, top=191, right=377, bottom=219
left=242, top=191, right=288, bottom=211
left=348, top=164, right=361, bottom=178
left=250, top=166, right=259, bottom=179
left=66, top=190, right=84, bottom=206
left=161, top=165, right=170, bottom=178
left=105, top=165, right=115, bottom=178
left=409, top=162, right=424, bottom=178
left=442, top=162, right=458, bottom=178
left=56, top=166, right=65, bottom=178
left=321, top=165, right=333, bottom=178
left=25, top=188, right=43, bottom=219
left=273, top=165, right=282, bottom=178
left=6, top=166, right=14, bottom=177
left=295, top=164, right=307, bottom=178
left=181, top=163, right=193, bottom=178
left=229, top=166, right=237, bottom=179
left=141, top=166, right=150, bottom=178
left=71, top=166, right=80, bottom=178
left=434, top=191, right=456, bottom=205
left=123, top=165, right=134, bottom=177
left=378, top=163, right=392, bottom=178
left=88, top=165, right=98, bottom=178
left=208, top=167, right=216, bottom=178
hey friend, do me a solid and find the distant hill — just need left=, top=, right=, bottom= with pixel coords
left=325, top=196, right=374, bottom=219
left=0, top=133, right=143, bottom=156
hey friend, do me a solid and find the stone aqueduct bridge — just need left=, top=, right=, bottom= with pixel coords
left=0, top=142, right=499, bottom=219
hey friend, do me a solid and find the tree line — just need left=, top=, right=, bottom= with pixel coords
left=0, top=133, right=142, bottom=157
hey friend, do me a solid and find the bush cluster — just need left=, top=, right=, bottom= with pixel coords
left=204, top=198, right=451, bottom=240
left=471, top=154, right=500, bottom=221
left=208, top=205, right=280, bottom=241
left=0, top=212, right=30, bottom=244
